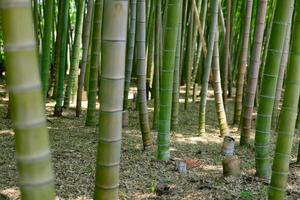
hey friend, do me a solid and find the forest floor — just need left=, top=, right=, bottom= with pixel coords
left=0, top=84, right=299, bottom=200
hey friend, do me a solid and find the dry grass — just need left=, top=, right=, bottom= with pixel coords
left=0, top=85, right=299, bottom=200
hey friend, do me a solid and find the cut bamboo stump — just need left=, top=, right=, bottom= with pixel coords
left=222, top=155, right=241, bottom=177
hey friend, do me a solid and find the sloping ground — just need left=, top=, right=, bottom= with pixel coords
left=0, top=88, right=299, bottom=200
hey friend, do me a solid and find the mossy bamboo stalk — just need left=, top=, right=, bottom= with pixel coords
left=0, top=0, right=55, bottom=198
left=93, top=1, right=128, bottom=199
left=76, top=0, right=94, bottom=117
left=198, top=0, right=219, bottom=134
left=63, top=0, right=85, bottom=108
left=269, top=2, right=300, bottom=197
left=85, top=0, right=103, bottom=126
left=255, top=0, right=294, bottom=178
left=240, top=0, right=268, bottom=146
left=157, top=0, right=181, bottom=161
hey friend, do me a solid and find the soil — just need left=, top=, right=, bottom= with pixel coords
left=0, top=85, right=299, bottom=200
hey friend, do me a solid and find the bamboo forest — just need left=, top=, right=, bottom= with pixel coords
left=1, top=0, right=300, bottom=199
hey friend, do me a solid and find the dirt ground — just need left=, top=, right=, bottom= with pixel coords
left=0, top=85, right=299, bottom=200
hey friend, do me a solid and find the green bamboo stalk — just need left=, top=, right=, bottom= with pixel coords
left=53, top=0, right=70, bottom=116
left=171, top=0, right=182, bottom=131
left=63, top=0, right=85, bottom=109
left=184, top=9, right=194, bottom=110
left=40, top=0, right=53, bottom=100
left=123, top=0, right=137, bottom=122
left=240, top=0, right=268, bottom=146
left=85, top=0, right=103, bottom=126
left=178, top=0, right=188, bottom=83
left=271, top=24, right=291, bottom=129
left=222, top=0, right=231, bottom=109
left=228, top=0, right=237, bottom=97
left=255, top=0, right=294, bottom=178
left=198, top=0, right=219, bottom=135
left=136, top=0, right=152, bottom=149
left=233, top=0, right=253, bottom=125
left=192, top=0, right=208, bottom=86
left=157, top=0, right=181, bottom=161
left=93, top=1, right=128, bottom=199
left=212, top=30, right=229, bottom=137
left=152, top=0, right=161, bottom=131
left=76, top=0, right=94, bottom=117
left=297, top=141, right=300, bottom=164
left=0, top=0, right=55, bottom=198
left=269, top=2, right=299, bottom=198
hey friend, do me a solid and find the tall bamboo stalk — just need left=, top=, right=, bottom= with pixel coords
left=63, top=0, right=85, bottom=108
left=153, top=0, right=162, bottom=130
left=233, top=0, right=253, bottom=125
left=53, top=0, right=70, bottom=116
left=240, top=0, right=268, bottom=146
left=76, top=0, right=94, bottom=117
left=255, top=0, right=294, bottom=178
left=198, top=0, right=219, bottom=134
left=171, top=1, right=182, bottom=131
left=0, top=0, right=55, bottom=198
left=85, top=0, right=103, bottom=126
left=269, top=2, right=299, bottom=198
left=40, top=0, right=53, bottom=100
left=123, top=0, right=137, bottom=119
left=212, top=30, right=229, bottom=137
left=157, top=0, right=181, bottom=161
left=184, top=9, right=194, bottom=110
left=271, top=24, right=291, bottom=129
left=222, top=0, right=231, bottom=109
left=93, top=1, right=128, bottom=199
left=136, top=0, right=152, bottom=149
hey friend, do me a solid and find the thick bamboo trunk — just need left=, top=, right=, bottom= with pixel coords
left=85, top=0, right=103, bottom=126
left=255, top=0, right=294, bottom=178
left=0, top=0, right=55, bottom=198
left=171, top=2, right=182, bottom=131
left=240, top=0, right=268, bottom=146
left=269, top=2, right=300, bottom=198
left=271, top=24, right=291, bottom=129
left=157, top=0, right=181, bottom=161
left=93, top=1, right=128, bottom=199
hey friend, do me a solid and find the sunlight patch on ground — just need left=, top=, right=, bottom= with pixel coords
left=0, top=187, right=20, bottom=199
left=0, top=129, right=14, bottom=135
left=201, top=164, right=222, bottom=172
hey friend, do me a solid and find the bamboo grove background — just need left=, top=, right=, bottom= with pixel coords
left=0, top=0, right=300, bottom=199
